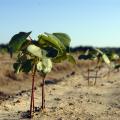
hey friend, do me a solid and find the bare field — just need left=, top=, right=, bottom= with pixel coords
left=0, top=54, right=120, bottom=120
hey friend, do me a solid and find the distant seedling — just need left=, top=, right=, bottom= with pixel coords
left=78, top=49, right=97, bottom=85
left=107, top=52, right=120, bottom=73
left=78, top=48, right=111, bottom=85
left=9, top=32, right=76, bottom=118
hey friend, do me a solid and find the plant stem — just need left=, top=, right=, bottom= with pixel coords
left=88, top=68, right=90, bottom=86
left=41, top=74, right=46, bottom=110
left=94, top=58, right=100, bottom=86
left=107, top=68, right=111, bottom=78
left=94, top=70, right=98, bottom=85
left=30, top=65, right=36, bottom=117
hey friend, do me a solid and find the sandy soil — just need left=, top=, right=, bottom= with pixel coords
left=0, top=54, right=120, bottom=120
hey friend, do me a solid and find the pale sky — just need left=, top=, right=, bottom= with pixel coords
left=0, top=0, right=120, bottom=47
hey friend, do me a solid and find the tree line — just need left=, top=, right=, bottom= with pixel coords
left=1, top=43, right=120, bottom=56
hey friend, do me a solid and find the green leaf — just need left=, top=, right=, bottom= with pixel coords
left=67, top=54, right=76, bottom=64
left=94, top=48, right=111, bottom=65
left=42, top=58, right=52, bottom=73
left=9, top=31, right=31, bottom=52
left=52, top=53, right=67, bottom=63
left=27, top=44, right=42, bottom=58
left=111, top=53, right=119, bottom=60
left=37, top=58, right=52, bottom=74
left=20, top=40, right=31, bottom=51
left=22, top=60, right=33, bottom=73
left=13, top=60, right=33, bottom=74
left=37, top=61, right=43, bottom=71
left=95, top=48, right=104, bottom=55
left=42, top=46, right=58, bottom=58
left=38, top=33, right=65, bottom=54
left=13, top=63, right=22, bottom=74
left=84, top=49, right=90, bottom=55
left=102, top=54, right=110, bottom=65
left=53, top=33, right=71, bottom=51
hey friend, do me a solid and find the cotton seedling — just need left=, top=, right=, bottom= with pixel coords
left=107, top=52, right=120, bottom=73
left=78, top=49, right=97, bottom=85
left=78, top=48, right=111, bottom=85
left=93, top=48, right=111, bottom=85
left=9, top=32, right=75, bottom=118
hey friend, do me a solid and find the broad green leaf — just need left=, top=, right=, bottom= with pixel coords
left=102, top=54, right=110, bottom=65
left=37, top=58, right=52, bottom=74
left=9, top=32, right=31, bottom=52
left=52, top=53, right=67, bottom=63
left=13, top=60, right=33, bottom=73
left=41, top=46, right=58, bottom=58
left=37, top=61, right=42, bottom=71
left=38, top=33, right=65, bottom=54
left=94, top=48, right=110, bottom=65
left=95, top=48, right=103, bottom=55
left=53, top=33, right=71, bottom=51
left=67, top=54, right=76, bottom=64
left=22, top=60, right=33, bottom=73
left=45, top=33, right=66, bottom=50
left=20, top=40, right=31, bottom=51
left=27, top=44, right=42, bottom=58
left=42, top=58, right=52, bottom=73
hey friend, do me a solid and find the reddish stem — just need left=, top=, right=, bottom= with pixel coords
left=30, top=65, right=36, bottom=117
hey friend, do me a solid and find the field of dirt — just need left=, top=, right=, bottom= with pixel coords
left=0, top=53, right=120, bottom=120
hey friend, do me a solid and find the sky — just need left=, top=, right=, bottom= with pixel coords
left=0, top=0, right=120, bottom=47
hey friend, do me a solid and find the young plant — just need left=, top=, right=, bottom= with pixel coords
left=78, top=49, right=97, bottom=85
left=78, top=48, right=111, bottom=85
left=92, top=48, right=111, bottom=85
left=9, top=32, right=75, bottom=118
left=107, top=52, right=120, bottom=73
